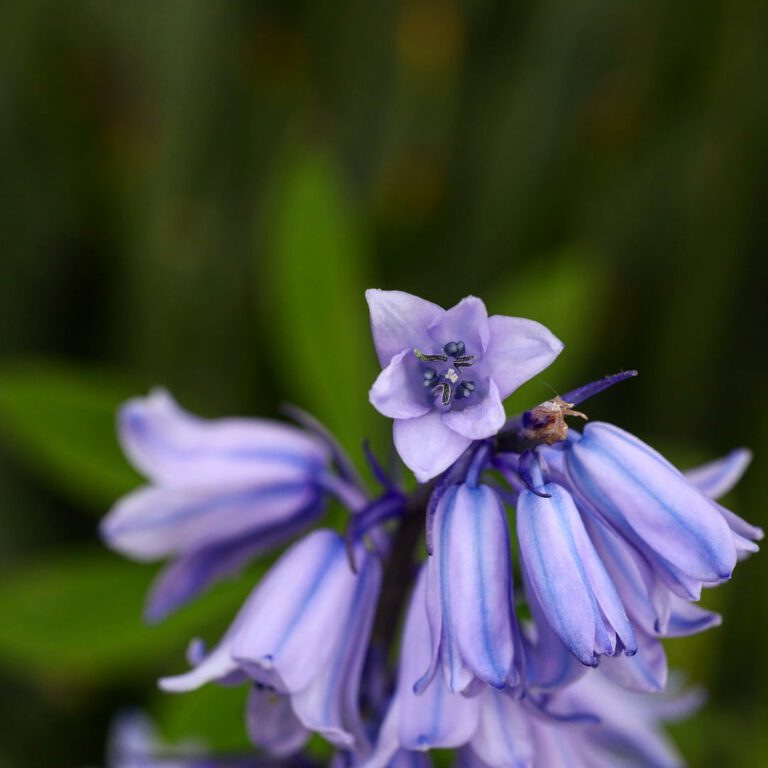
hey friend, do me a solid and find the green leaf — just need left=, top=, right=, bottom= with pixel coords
left=261, top=148, right=382, bottom=478
left=0, top=360, right=142, bottom=510
left=0, top=547, right=258, bottom=686
left=154, top=684, right=252, bottom=752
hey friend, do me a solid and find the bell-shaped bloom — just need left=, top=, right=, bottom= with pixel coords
left=517, top=482, right=637, bottom=667
left=366, top=290, right=563, bottom=481
left=245, top=684, right=310, bottom=757
left=545, top=671, right=702, bottom=768
left=461, top=688, right=535, bottom=768
left=519, top=579, right=587, bottom=693
left=105, top=710, right=273, bottom=768
left=101, top=389, right=333, bottom=620
left=565, top=422, right=760, bottom=599
left=161, top=529, right=381, bottom=754
left=457, top=670, right=700, bottom=768
left=362, top=567, right=481, bottom=768
left=420, top=483, right=520, bottom=693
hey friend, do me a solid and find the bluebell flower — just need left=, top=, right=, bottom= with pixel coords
left=104, top=710, right=282, bottom=767
left=160, top=529, right=381, bottom=754
left=101, top=390, right=341, bottom=620
left=454, top=671, right=701, bottom=768
left=516, top=480, right=637, bottom=667
left=366, top=290, right=563, bottom=481
left=564, top=422, right=759, bottom=599
left=362, top=567, right=481, bottom=768
left=503, top=378, right=760, bottom=677
left=420, top=481, right=521, bottom=694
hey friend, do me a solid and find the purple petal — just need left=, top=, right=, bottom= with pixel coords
left=426, top=296, right=490, bottom=356
left=366, top=289, right=444, bottom=367
left=584, top=513, right=669, bottom=637
left=442, top=380, right=506, bottom=440
left=520, top=580, right=586, bottom=691
left=441, top=485, right=516, bottom=689
left=483, top=317, right=563, bottom=400
left=369, top=350, right=431, bottom=419
left=564, top=673, right=691, bottom=768
left=360, top=570, right=480, bottom=768
left=291, top=548, right=382, bottom=751
left=566, top=422, right=738, bottom=585
left=245, top=685, right=309, bottom=757
left=389, top=750, right=432, bottom=768
left=599, top=631, right=668, bottom=693
left=663, top=596, right=721, bottom=637
left=118, top=389, right=329, bottom=488
left=230, top=530, right=358, bottom=693
left=712, top=500, right=764, bottom=551
left=517, top=483, right=635, bottom=666
left=468, top=688, right=535, bottom=768
left=398, top=568, right=480, bottom=751
left=420, top=485, right=472, bottom=695
left=393, top=412, right=472, bottom=483
left=684, top=448, right=752, bottom=500
left=144, top=498, right=322, bottom=622
left=395, top=569, right=479, bottom=750
left=159, top=627, right=242, bottom=693
left=102, top=483, right=321, bottom=561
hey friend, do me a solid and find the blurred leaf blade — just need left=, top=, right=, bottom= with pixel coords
left=0, top=361, right=141, bottom=510
left=261, top=148, right=381, bottom=475
left=0, top=547, right=257, bottom=685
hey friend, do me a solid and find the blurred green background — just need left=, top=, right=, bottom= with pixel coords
left=0, top=0, right=766, bottom=765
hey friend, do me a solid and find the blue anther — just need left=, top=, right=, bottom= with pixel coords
left=443, top=341, right=459, bottom=356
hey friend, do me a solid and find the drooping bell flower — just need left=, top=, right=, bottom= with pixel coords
left=366, top=290, right=563, bottom=481
left=564, top=422, right=757, bottom=599
left=362, top=567, right=481, bottom=768
left=101, top=390, right=337, bottom=620
left=161, top=529, right=381, bottom=754
left=516, top=480, right=637, bottom=667
left=105, top=709, right=274, bottom=767
left=419, top=482, right=520, bottom=694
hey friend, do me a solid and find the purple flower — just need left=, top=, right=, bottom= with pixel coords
left=419, top=482, right=521, bottom=694
left=160, top=529, right=381, bottom=754
left=564, top=422, right=759, bottom=600
left=105, top=710, right=275, bottom=767
left=366, top=290, right=563, bottom=481
left=362, top=567, right=481, bottom=768
left=459, top=688, right=535, bottom=768
left=106, top=711, right=205, bottom=768
left=538, top=672, right=703, bottom=768
left=101, top=390, right=335, bottom=620
left=516, top=481, right=636, bottom=667
left=456, top=672, right=701, bottom=768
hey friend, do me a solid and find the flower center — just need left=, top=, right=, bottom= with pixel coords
left=414, top=341, right=476, bottom=406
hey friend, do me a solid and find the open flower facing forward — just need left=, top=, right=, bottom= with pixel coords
left=366, top=290, right=563, bottom=481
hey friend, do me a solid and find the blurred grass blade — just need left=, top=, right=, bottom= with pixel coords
left=261, top=148, right=380, bottom=475
left=0, top=361, right=141, bottom=510
left=154, top=684, right=251, bottom=751
left=0, top=548, right=257, bottom=685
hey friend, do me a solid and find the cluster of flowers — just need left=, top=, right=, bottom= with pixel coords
left=101, top=290, right=761, bottom=768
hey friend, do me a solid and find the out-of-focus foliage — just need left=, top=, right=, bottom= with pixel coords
left=0, top=363, right=141, bottom=509
left=0, top=0, right=766, bottom=766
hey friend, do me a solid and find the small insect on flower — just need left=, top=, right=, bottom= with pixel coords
left=520, top=396, right=587, bottom=445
